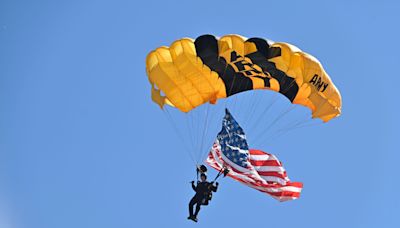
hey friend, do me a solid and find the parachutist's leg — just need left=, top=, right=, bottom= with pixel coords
left=194, top=202, right=201, bottom=217
left=188, top=196, right=196, bottom=217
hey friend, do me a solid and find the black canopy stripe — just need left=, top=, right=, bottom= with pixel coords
left=194, top=34, right=299, bottom=102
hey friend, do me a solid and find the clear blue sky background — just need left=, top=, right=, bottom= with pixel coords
left=1, top=0, right=399, bottom=227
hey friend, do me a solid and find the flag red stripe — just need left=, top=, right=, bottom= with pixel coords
left=257, top=171, right=287, bottom=179
left=249, top=159, right=281, bottom=166
left=249, top=149, right=270, bottom=155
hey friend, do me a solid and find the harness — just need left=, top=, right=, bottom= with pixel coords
left=195, top=165, right=230, bottom=205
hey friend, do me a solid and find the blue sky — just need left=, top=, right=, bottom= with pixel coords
left=1, top=0, right=399, bottom=227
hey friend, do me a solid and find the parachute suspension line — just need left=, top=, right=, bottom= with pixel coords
left=233, top=78, right=249, bottom=113
left=232, top=95, right=239, bottom=114
left=258, top=112, right=310, bottom=147
left=247, top=92, right=279, bottom=134
left=185, top=111, right=196, bottom=155
left=253, top=104, right=297, bottom=146
left=278, top=114, right=310, bottom=133
left=163, top=108, right=197, bottom=165
left=245, top=76, right=301, bottom=139
left=193, top=106, right=203, bottom=163
left=190, top=108, right=204, bottom=165
left=242, top=79, right=255, bottom=117
left=193, top=109, right=200, bottom=149
left=277, top=96, right=331, bottom=135
left=190, top=109, right=197, bottom=151
left=256, top=90, right=276, bottom=121
left=198, top=104, right=220, bottom=164
left=265, top=106, right=310, bottom=137
left=264, top=104, right=297, bottom=133
left=252, top=71, right=329, bottom=146
left=257, top=93, right=333, bottom=147
left=260, top=120, right=323, bottom=148
left=288, top=108, right=317, bottom=129
left=248, top=76, right=297, bottom=141
left=243, top=90, right=262, bottom=124
left=275, top=96, right=331, bottom=137
left=176, top=55, right=204, bottom=167
left=259, top=128, right=292, bottom=148
left=197, top=104, right=211, bottom=164
left=226, top=67, right=239, bottom=111
left=257, top=96, right=332, bottom=147
left=277, top=119, right=322, bottom=135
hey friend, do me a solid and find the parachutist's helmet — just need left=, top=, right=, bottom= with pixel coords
left=200, top=173, right=207, bottom=179
left=198, top=165, right=207, bottom=174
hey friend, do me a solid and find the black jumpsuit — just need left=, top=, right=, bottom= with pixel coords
left=189, top=181, right=218, bottom=218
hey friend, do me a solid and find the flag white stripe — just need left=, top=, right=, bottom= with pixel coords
left=249, top=184, right=302, bottom=193
left=249, top=154, right=276, bottom=161
left=258, top=176, right=288, bottom=185
left=252, top=166, right=286, bottom=172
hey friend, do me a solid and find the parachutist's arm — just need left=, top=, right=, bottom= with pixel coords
left=211, top=182, right=218, bottom=192
left=191, top=182, right=196, bottom=191
left=212, top=186, right=218, bottom=192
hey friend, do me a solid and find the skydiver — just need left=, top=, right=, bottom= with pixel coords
left=188, top=173, right=218, bottom=222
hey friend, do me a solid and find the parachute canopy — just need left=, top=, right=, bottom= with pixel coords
left=146, top=34, right=341, bottom=122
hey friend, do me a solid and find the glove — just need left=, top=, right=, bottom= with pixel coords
left=216, top=182, right=219, bottom=186
left=191, top=181, right=195, bottom=184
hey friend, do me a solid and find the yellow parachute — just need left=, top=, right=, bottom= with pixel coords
left=146, top=34, right=341, bottom=122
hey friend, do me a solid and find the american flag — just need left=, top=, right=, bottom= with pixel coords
left=206, top=109, right=303, bottom=202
